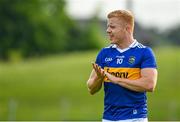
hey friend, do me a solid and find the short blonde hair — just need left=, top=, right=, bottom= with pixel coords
left=107, top=10, right=134, bottom=32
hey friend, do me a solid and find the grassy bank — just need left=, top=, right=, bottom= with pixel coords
left=0, top=47, right=180, bottom=120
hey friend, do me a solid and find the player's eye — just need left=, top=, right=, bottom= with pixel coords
left=110, top=25, right=115, bottom=28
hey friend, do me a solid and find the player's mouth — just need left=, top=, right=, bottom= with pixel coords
left=108, top=34, right=114, bottom=42
left=108, top=34, right=113, bottom=39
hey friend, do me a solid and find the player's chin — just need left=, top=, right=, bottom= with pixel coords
left=109, top=39, right=116, bottom=44
left=108, top=37, right=117, bottom=44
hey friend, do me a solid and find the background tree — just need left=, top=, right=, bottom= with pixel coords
left=0, top=0, right=101, bottom=61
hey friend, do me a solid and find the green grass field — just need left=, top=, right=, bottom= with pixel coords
left=0, top=47, right=180, bottom=120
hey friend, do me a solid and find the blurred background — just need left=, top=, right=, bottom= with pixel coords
left=0, top=0, right=180, bottom=120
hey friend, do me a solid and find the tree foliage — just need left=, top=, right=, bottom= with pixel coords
left=0, top=0, right=101, bottom=60
left=166, top=26, right=180, bottom=45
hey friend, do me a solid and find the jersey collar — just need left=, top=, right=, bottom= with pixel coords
left=110, top=39, right=138, bottom=53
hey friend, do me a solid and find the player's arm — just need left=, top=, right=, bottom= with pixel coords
left=87, top=63, right=105, bottom=95
left=105, top=68, right=158, bottom=92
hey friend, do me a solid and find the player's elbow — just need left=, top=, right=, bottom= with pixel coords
left=87, top=82, right=101, bottom=95
left=87, top=80, right=93, bottom=90
left=89, top=89, right=96, bottom=95
left=147, top=80, right=156, bottom=92
left=87, top=81, right=96, bottom=95
left=87, top=86, right=97, bottom=95
left=147, top=85, right=155, bottom=92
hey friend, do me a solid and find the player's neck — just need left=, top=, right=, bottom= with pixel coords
left=116, top=36, right=134, bottom=49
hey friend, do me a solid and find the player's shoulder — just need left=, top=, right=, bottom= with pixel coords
left=102, top=40, right=148, bottom=50
left=98, top=40, right=154, bottom=54
left=133, top=41, right=153, bottom=52
left=132, top=41, right=156, bottom=59
left=132, top=41, right=146, bottom=49
left=98, top=44, right=116, bottom=53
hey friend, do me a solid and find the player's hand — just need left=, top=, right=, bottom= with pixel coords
left=92, top=63, right=105, bottom=80
left=104, top=71, right=119, bottom=84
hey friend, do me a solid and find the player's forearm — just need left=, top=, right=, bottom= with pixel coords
left=117, top=81, right=146, bottom=92
left=87, top=78, right=103, bottom=95
left=117, top=77, right=156, bottom=92
left=105, top=71, right=156, bottom=92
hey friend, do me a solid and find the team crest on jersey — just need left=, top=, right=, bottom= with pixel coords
left=128, top=56, right=136, bottom=64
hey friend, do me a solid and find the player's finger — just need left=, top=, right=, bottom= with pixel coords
left=97, top=64, right=102, bottom=72
left=97, top=65, right=103, bottom=77
left=92, top=62, right=96, bottom=70
left=92, top=63, right=98, bottom=73
left=93, top=63, right=101, bottom=76
left=97, top=66, right=104, bottom=77
left=98, top=65, right=101, bottom=72
left=101, top=69, right=105, bottom=77
left=98, top=66, right=103, bottom=76
left=95, top=64, right=100, bottom=72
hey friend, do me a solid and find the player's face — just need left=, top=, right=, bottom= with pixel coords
left=106, top=17, right=126, bottom=44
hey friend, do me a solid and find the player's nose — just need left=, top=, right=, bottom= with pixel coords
left=106, top=27, right=111, bottom=34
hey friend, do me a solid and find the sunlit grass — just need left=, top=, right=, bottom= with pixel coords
left=0, top=47, right=180, bottom=120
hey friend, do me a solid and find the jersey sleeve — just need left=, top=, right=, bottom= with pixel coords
left=95, top=48, right=105, bottom=68
left=141, top=47, right=157, bottom=69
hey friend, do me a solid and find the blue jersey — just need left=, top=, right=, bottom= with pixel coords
left=95, top=40, right=157, bottom=121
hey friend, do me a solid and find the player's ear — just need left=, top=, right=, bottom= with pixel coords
left=125, top=25, right=132, bottom=34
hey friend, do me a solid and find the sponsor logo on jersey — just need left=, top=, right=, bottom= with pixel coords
left=107, top=68, right=128, bottom=78
left=104, top=67, right=141, bottom=82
